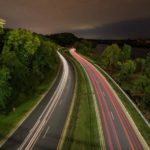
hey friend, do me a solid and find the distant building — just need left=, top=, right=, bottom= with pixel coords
left=0, top=18, right=6, bottom=28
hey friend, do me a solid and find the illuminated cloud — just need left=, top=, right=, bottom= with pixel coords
left=0, top=0, right=150, bottom=38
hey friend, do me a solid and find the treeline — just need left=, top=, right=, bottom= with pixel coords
left=75, top=40, right=150, bottom=120
left=87, top=39, right=150, bottom=48
left=0, top=29, right=59, bottom=113
left=46, top=33, right=79, bottom=47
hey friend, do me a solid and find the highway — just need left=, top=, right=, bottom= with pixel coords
left=70, top=48, right=144, bottom=150
left=1, top=51, right=75, bottom=150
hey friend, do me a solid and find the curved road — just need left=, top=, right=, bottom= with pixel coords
left=70, top=49, right=145, bottom=150
left=1, top=51, right=75, bottom=150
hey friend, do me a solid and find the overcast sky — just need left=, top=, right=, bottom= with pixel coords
left=0, top=0, right=150, bottom=39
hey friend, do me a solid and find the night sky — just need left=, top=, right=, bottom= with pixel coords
left=0, top=0, right=150, bottom=39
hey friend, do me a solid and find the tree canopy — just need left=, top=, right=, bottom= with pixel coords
left=100, top=44, right=121, bottom=68
left=0, top=29, right=59, bottom=112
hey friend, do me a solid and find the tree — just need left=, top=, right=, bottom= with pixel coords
left=0, top=67, right=11, bottom=110
left=132, top=75, right=148, bottom=95
left=131, top=75, right=150, bottom=110
left=47, top=33, right=78, bottom=46
left=119, top=60, right=136, bottom=80
left=120, top=44, right=131, bottom=62
left=75, top=39, right=93, bottom=52
left=145, top=53, right=150, bottom=77
left=100, top=44, right=121, bottom=68
left=135, top=58, right=145, bottom=73
left=0, top=27, right=3, bottom=35
left=0, top=29, right=59, bottom=112
left=1, top=49, right=28, bottom=92
left=32, top=40, right=58, bottom=79
left=3, top=29, right=40, bottom=66
left=145, top=85, right=150, bottom=110
left=74, top=39, right=94, bottom=58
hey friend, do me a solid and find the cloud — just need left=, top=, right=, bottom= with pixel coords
left=72, top=17, right=150, bottom=39
left=0, top=0, right=150, bottom=38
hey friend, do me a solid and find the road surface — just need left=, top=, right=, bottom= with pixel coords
left=70, top=48, right=144, bottom=150
left=1, top=51, right=75, bottom=150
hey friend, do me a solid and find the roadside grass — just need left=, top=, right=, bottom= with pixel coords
left=0, top=64, right=60, bottom=143
left=62, top=52, right=100, bottom=150
left=95, top=65, right=150, bottom=147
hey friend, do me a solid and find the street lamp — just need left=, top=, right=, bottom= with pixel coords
left=0, top=18, right=6, bottom=28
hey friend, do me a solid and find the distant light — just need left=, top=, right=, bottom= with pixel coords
left=0, top=18, right=6, bottom=28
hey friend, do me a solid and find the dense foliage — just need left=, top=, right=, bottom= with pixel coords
left=74, top=39, right=94, bottom=55
left=0, top=29, right=59, bottom=112
left=75, top=40, right=150, bottom=120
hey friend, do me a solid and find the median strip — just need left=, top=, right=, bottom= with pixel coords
left=58, top=51, right=101, bottom=150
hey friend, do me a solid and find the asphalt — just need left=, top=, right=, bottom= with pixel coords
left=1, top=52, right=75, bottom=150
left=70, top=49, right=144, bottom=150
